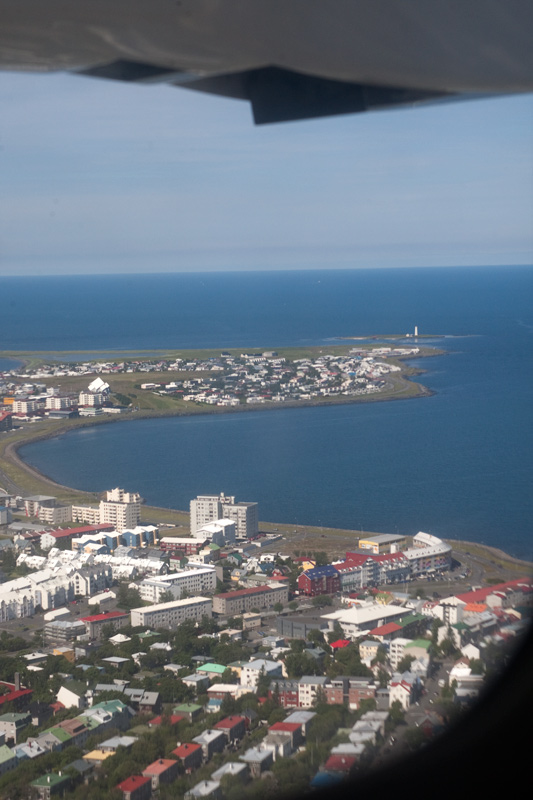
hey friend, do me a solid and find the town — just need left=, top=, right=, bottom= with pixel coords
left=0, top=486, right=530, bottom=800
left=0, top=345, right=426, bottom=420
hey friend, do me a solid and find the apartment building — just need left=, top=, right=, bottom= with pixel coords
left=99, top=492, right=141, bottom=533
left=45, top=396, right=73, bottom=410
left=212, top=583, right=288, bottom=616
left=190, top=493, right=258, bottom=539
left=78, top=391, right=104, bottom=407
left=130, top=596, right=212, bottom=629
left=138, top=566, right=216, bottom=603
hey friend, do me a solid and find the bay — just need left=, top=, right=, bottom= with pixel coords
left=13, top=265, right=533, bottom=560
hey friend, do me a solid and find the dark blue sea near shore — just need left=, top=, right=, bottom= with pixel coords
left=6, top=266, right=533, bottom=560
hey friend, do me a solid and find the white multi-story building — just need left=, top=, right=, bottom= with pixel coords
left=78, top=391, right=104, bottom=407
left=195, top=519, right=236, bottom=545
left=298, top=676, right=330, bottom=708
left=45, top=396, right=72, bottom=410
left=190, top=494, right=228, bottom=535
left=130, top=596, right=212, bottom=628
left=71, top=505, right=101, bottom=525
left=37, top=505, right=72, bottom=525
left=221, top=500, right=258, bottom=540
left=138, top=566, right=216, bottom=603
left=12, top=399, right=41, bottom=414
left=240, top=659, right=282, bottom=689
left=190, top=494, right=258, bottom=539
left=98, top=488, right=141, bottom=533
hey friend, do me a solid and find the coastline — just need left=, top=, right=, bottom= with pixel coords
left=1, top=346, right=437, bottom=501
left=2, top=426, right=532, bottom=577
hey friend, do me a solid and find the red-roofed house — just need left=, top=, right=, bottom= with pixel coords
left=330, top=639, right=351, bottom=651
left=0, top=680, right=33, bottom=711
left=41, top=524, right=115, bottom=551
left=323, top=754, right=357, bottom=774
left=80, top=610, right=129, bottom=640
left=142, top=758, right=180, bottom=789
left=116, top=775, right=152, bottom=800
left=456, top=578, right=533, bottom=609
left=172, top=742, right=203, bottom=772
left=368, top=621, right=403, bottom=642
left=214, top=715, right=246, bottom=744
left=268, top=721, right=304, bottom=749
left=148, top=714, right=184, bottom=728
left=213, top=584, right=289, bottom=615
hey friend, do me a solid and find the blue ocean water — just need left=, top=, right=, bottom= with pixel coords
left=10, top=266, right=533, bottom=559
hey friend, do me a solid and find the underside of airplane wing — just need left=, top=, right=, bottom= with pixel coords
left=1, top=0, right=532, bottom=123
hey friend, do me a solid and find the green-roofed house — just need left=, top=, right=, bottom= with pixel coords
left=196, top=663, right=227, bottom=677
left=397, top=613, right=428, bottom=637
left=31, top=772, right=71, bottom=798
left=47, top=727, right=73, bottom=746
left=137, top=630, right=159, bottom=641
left=0, top=744, right=16, bottom=776
left=173, top=703, right=202, bottom=722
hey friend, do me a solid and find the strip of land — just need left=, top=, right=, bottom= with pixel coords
left=0, top=343, right=441, bottom=501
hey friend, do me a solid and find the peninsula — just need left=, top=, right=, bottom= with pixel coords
left=0, top=343, right=442, bottom=501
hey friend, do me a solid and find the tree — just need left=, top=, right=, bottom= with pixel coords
left=288, top=600, right=298, bottom=612
left=307, top=628, right=325, bottom=647
left=273, top=602, right=284, bottom=613
left=397, top=653, right=416, bottom=673
left=158, top=589, right=174, bottom=604
left=117, top=582, right=142, bottom=610
left=311, top=594, right=331, bottom=608
left=389, top=699, right=405, bottom=726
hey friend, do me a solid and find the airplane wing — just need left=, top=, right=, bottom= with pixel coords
left=1, top=0, right=532, bottom=123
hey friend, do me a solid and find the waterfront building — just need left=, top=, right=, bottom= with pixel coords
left=99, top=489, right=141, bottom=533
left=78, top=391, right=104, bottom=407
left=358, top=534, right=408, bottom=554
left=190, top=493, right=258, bottom=539
left=45, top=396, right=73, bottom=410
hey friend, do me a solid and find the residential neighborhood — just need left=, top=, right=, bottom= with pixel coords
left=0, top=346, right=423, bottom=422
left=0, top=484, right=530, bottom=799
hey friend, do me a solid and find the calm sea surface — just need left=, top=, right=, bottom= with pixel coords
left=9, top=267, right=533, bottom=559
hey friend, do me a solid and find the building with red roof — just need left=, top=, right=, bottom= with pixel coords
left=0, top=679, right=33, bottom=711
left=268, top=720, right=304, bottom=748
left=116, top=775, right=152, bottom=800
left=214, top=715, right=246, bottom=743
left=142, top=758, right=180, bottom=789
left=368, top=621, right=403, bottom=641
left=80, top=610, right=129, bottom=640
left=323, top=754, right=357, bottom=774
left=172, top=742, right=203, bottom=772
left=330, top=639, right=351, bottom=650
left=212, top=583, right=288, bottom=615
left=456, top=578, right=533, bottom=608
left=148, top=714, right=184, bottom=728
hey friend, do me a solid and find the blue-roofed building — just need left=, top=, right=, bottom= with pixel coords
left=298, top=565, right=340, bottom=597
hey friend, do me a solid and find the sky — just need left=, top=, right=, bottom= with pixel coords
left=0, top=71, right=532, bottom=275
